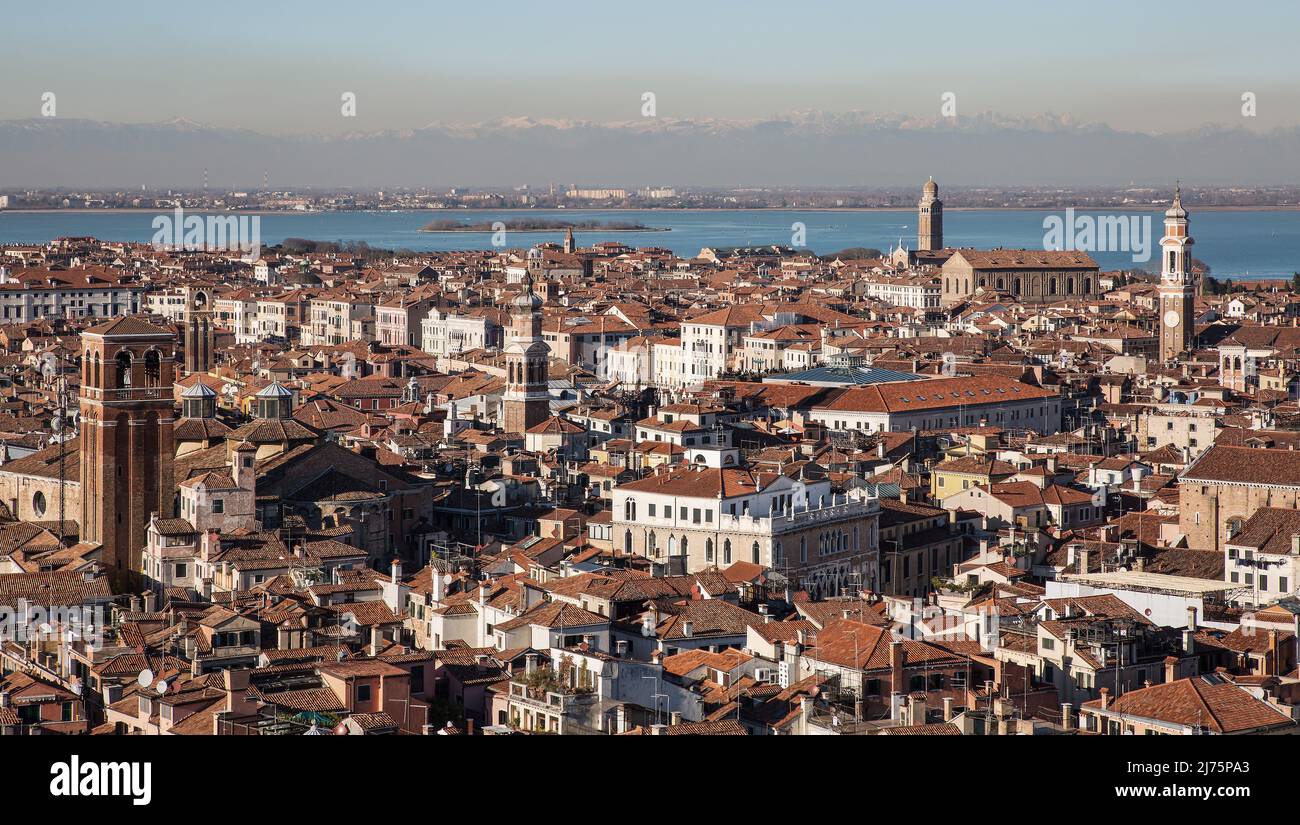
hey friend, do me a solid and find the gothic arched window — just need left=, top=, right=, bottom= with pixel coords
left=752, top=541, right=760, bottom=564
left=115, top=350, right=132, bottom=387
left=723, top=539, right=732, bottom=565
left=144, top=350, right=161, bottom=387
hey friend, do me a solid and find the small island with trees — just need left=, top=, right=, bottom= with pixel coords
left=419, top=218, right=667, bottom=233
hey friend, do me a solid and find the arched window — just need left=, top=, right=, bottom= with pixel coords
left=1067, top=277, right=1075, bottom=294
left=1050, top=277, right=1058, bottom=295
left=115, top=350, right=132, bottom=387
left=705, top=539, right=714, bottom=563
left=723, top=539, right=732, bottom=565
left=997, top=278, right=1004, bottom=290
left=1083, top=277, right=1092, bottom=294
left=1014, top=277, right=1022, bottom=294
left=799, top=537, right=807, bottom=562
left=624, top=530, right=633, bottom=553
left=680, top=536, right=688, bottom=557
left=752, top=541, right=760, bottom=564
left=1234, top=357, right=1242, bottom=370
left=625, top=499, right=636, bottom=521
left=648, top=533, right=657, bottom=556
left=668, top=535, right=676, bottom=555
left=144, top=349, right=161, bottom=387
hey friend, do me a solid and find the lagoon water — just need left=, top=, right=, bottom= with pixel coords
left=1, top=208, right=1296, bottom=278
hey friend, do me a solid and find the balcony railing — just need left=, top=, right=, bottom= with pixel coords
left=717, top=495, right=879, bottom=535
left=82, top=385, right=170, bottom=402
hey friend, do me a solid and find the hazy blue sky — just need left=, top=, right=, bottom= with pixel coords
left=4, top=0, right=1298, bottom=133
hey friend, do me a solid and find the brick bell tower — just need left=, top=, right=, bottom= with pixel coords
left=917, top=176, right=943, bottom=252
left=1158, top=184, right=1195, bottom=363
left=182, top=287, right=214, bottom=375
left=80, top=317, right=177, bottom=579
left=501, top=272, right=550, bottom=433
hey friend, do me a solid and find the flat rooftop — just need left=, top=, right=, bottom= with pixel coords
left=1059, top=570, right=1232, bottom=596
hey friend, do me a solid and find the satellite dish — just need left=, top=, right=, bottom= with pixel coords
left=137, top=669, right=154, bottom=688
left=1091, top=489, right=1106, bottom=507
left=155, top=680, right=169, bottom=695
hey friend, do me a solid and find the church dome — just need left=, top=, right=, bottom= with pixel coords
left=923, top=176, right=938, bottom=196
left=1165, top=185, right=1187, bottom=219
left=511, top=285, right=544, bottom=311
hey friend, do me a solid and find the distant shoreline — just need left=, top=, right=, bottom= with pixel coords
left=4, top=205, right=1300, bottom=215
left=419, top=219, right=669, bottom=233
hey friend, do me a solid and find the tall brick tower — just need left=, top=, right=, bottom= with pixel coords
left=1158, top=184, right=1195, bottom=363
left=501, top=273, right=550, bottom=433
left=80, top=317, right=177, bottom=578
left=917, top=176, right=943, bottom=252
left=182, top=288, right=214, bottom=375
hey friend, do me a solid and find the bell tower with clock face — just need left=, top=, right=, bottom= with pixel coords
left=1158, top=184, right=1194, bottom=363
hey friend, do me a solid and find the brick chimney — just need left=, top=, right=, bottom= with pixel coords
left=1164, top=655, right=1178, bottom=684
left=889, top=639, right=906, bottom=697
left=1099, top=686, right=1111, bottom=711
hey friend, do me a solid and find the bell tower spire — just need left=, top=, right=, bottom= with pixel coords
left=502, top=275, right=549, bottom=433
left=1158, top=183, right=1195, bottom=362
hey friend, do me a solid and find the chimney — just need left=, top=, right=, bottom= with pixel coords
left=1267, top=629, right=1280, bottom=676
left=1060, top=703, right=1073, bottom=731
left=0, top=691, right=9, bottom=708
left=1077, top=548, right=1089, bottom=574
left=1099, top=687, right=1110, bottom=711
left=525, top=653, right=537, bottom=675
left=681, top=620, right=693, bottom=638
left=142, top=590, right=156, bottom=613
left=889, top=639, right=906, bottom=697
left=390, top=559, right=402, bottom=584
left=615, top=639, right=628, bottom=658
left=432, top=568, right=445, bottom=602
left=942, top=696, right=954, bottom=721
left=669, top=711, right=682, bottom=726
left=1184, top=606, right=1197, bottom=654
left=1186, top=605, right=1198, bottom=632
left=1164, top=655, right=1178, bottom=684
